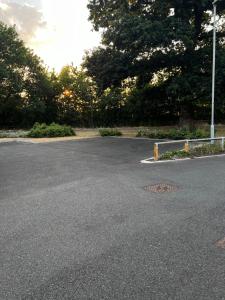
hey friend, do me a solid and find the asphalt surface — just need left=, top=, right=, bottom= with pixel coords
left=1, top=137, right=225, bottom=300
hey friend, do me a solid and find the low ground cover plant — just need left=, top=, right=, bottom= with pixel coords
left=159, top=150, right=190, bottom=160
left=159, top=143, right=224, bottom=160
left=0, top=130, right=28, bottom=138
left=99, top=128, right=122, bottom=137
left=137, top=128, right=209, bottom=140
left=190, top=144, right=223, bottom=156
left=28, top=123, right=76, bottom=138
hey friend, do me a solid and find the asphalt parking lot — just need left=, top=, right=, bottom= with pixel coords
left=1, top=137, right=225, bottom=299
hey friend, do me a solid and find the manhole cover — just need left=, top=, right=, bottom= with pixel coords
left=216, top=237, right=225, bottom=249
left=144, top=183, right=178, bottom=193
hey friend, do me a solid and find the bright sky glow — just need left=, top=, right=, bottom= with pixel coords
left=0, top=0, right=101, bottom=71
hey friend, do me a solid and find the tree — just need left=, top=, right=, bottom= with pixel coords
left=57, top=65, right=97, bottom=127
left=0, top=22, right=57, bottom=127
left=85, top=0, right=225, bottom=124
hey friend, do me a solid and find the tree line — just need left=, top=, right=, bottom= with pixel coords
left=1, top=0, right=225, bottom=128
left=0, top=22, right=97, bottom=128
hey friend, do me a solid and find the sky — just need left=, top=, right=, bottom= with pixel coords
left=0, top=0, right=101, bottom=71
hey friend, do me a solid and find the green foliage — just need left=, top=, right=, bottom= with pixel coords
left=126, top=84, right=178, bottom=126
left=137, top=128, right=209, bottom=140
left=190, top=144, right=224, bottom=157
left=28, top=123, right=75, bottom=138
left=2, top=1, right=225, bottom=129
left=0, top=22, right=58, bottom=127
left=159, top=143, right=225, bottom=160
left=57, top=65, right=97, bottom=127
left=99, top=128, right=122, bottom=137
left=96, top=87, right=129, bottom=127
left=190, top=129, right=210, bottom=139
left=0, top=130, right=28, bottom=138
left=85, top=0, right=225, bottom=124
left=160, top=150, right=190, bottom=160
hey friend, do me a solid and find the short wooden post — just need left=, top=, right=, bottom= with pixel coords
left=184, top=140, right=190, bottom=153
left=154, top=143, right=159, bottom=161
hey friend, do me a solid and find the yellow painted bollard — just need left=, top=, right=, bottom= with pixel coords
left=154, top=143, right=159, bottom=161
left=184, top=141, right=190, bottom=153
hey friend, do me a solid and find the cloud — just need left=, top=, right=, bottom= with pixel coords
left=32, top=0, right=101, bottom=71
left=0, top=0, right=45, bottom=41
left=0, top=0, right=101, bottom=70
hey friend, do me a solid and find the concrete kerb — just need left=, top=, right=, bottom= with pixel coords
left=140, top=153, right=225, bottom=164
left=0, top=136, right=101, bottom=144
left=110, top=136, right=168, bottom=141
left=0, top=138, right=36, bottom=144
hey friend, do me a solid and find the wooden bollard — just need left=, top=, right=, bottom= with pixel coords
left=184, top=141, right=190, bottom=153
left=154, top=143, right=159, bottom=161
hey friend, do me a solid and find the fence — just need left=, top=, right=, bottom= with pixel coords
left=153, top=137, right=225, bottom=161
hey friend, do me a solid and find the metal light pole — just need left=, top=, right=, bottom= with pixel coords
left=211, top=0, right=218, bottom=139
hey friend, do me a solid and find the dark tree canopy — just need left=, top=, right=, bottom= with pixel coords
left=1, top=1, right=225, bottom=128
left=84, top=0, right=225, bottom=124
left=0, top=22, right=57, bottom=127
left=57, top=65, right=97, bottom=127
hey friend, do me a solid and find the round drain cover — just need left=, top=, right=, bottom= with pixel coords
left=144, top=183, right=178, bottom=193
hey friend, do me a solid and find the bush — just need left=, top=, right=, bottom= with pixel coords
left=28, top=123, right=76, bottom=138
left=137, top=128, right=209, bottom=140
left=136, top=129, right=167, bottom=139
left=189, top=129, right=209, bottom=139
left=99, top=128, right=122, bottom=137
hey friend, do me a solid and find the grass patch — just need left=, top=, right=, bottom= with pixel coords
left=99, top=128, right=122, bottom=137
left=27, top=123, right=76, bottom=138
left=159, top=143, right=224, bottom=160
left=137, top=128, right=209, bottom=140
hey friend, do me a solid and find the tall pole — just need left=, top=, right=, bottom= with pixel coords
left=211, top=1, right=217, bottom=139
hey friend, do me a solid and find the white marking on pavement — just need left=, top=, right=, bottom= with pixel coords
left=140, top=153, right=225, bottom=164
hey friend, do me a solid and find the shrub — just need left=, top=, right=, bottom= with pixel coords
left=189, top=129, right=209, bottom=139
left=137, top=129, right=164, bottom=139
left=99, top=128, right=122, bottom=137
left=28, top=123, right=76, bottom=138
left=137, top=128, right=209, bottom=140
